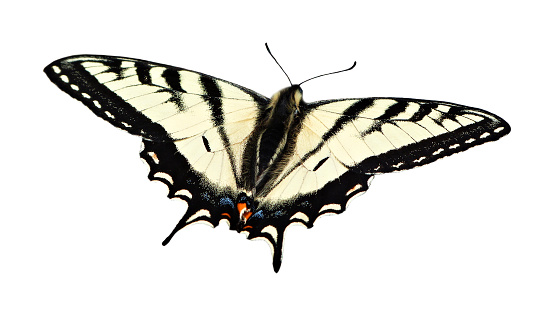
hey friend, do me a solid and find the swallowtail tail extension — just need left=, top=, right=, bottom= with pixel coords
left=44, top=46, right=510, bottom=272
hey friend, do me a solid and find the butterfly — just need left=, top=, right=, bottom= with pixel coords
left=44, top=45, right=510, bottom=272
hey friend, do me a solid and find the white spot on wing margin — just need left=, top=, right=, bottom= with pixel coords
left=186, top=209, right=211, bottom=223
left=290, top=212, right=310, bottom=223
left=153, top=172, right=174, bottom=185
left=175, top=189, right=192, bottom=199
left=433, top=148, right=444, bottom=155
left=319, top=204, right=341, bottom=213
left=147, top=152, right=159, bottom=164
left=346, top=184, right=362, bottom=197
left=345, top=175, right=373, bottom=209
left=261, top=225, right=279, bottom=243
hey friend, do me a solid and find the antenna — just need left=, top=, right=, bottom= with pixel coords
left=265, top=43, right=357, bottom=86
left=299, top=61, right=357, bottom=85
left=265, top=43, right=293, bottom=86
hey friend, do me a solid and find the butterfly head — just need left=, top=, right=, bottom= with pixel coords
left=269, top=85, right=303, bottom=116
left=292, top=85, right=303, bottom=111
left=288, top=85, right=303, bottom=114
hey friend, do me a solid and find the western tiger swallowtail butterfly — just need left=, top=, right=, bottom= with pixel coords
left=44, top=44, right=510, bottom=272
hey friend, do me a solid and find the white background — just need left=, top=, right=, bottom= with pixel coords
left=1, top=1, right=553, bottom=310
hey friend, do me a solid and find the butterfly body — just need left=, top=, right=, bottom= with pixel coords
left=45, top=54, right=510, bottom=272
left=242, top=85, right=302, bottom=197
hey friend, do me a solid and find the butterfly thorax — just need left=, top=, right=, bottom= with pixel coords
left=258, top=86, right=302, bottom=170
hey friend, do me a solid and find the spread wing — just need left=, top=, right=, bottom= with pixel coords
left=248, top=97, right=510, bottom=271
left=44, top=54, right=269, bottom=238
left=267, top=97, right=510, bottom=200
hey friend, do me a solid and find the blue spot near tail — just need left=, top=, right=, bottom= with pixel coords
left=219, top=197, right=234, bottom=208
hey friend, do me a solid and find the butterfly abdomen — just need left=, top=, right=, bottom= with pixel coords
left=258, top=126, right=287, bottom=171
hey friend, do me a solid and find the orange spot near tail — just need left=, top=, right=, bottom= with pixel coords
left=243, top=211, right=252, bottom=220
left=237, top=202, right=247, bottom=213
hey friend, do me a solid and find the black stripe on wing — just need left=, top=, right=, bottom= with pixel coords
left=199, top=76, right=241, bottom=179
